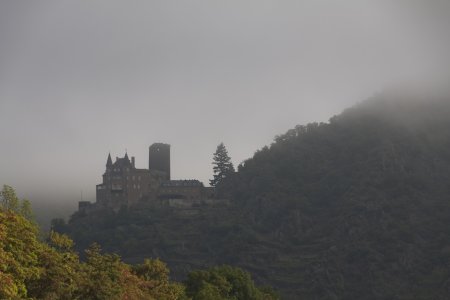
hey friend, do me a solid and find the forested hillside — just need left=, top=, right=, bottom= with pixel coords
left=0, top=186, right=276, bottom=300
left=220, top=95, right=450, bottom=299
left=64, top=95, right=450, bottom=299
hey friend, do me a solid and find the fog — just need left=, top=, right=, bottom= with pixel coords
left=1, top=0, right=450, bottom=220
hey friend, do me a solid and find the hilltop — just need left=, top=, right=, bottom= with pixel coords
left=61, top=94, right=450, bottom=299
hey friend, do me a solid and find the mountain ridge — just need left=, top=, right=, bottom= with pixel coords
left=63, top=95, right=450, bottom=299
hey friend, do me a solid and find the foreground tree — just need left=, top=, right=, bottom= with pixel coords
left=210, top=143, right=235, bottom=187
left=0, top=184, right=32, bottom=219
left=184, top=265, right=278, bottom=300
left=0, top=186, right=185, bottom=299
left=0, top=207, right=42, bottom=298
left=2, top=186, right=274, bottom=299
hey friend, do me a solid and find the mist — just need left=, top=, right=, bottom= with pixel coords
left=1, top=0, right=450, bottom=223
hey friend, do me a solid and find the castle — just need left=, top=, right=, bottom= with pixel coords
left=79, top=143, right=214, bottom=212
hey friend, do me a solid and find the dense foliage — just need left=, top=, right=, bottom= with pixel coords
left=220, top=96, right=450, bottom=299
left=0, top=185, right=275, bottom=300
left=64, top=95, right=450, bottom=299
left=185, top=265, right=277, bottom=300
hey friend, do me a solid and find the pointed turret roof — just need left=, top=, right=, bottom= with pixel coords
left=107, top=153, right=112, bottom=166
left=124, top=152, right=129, bottom=161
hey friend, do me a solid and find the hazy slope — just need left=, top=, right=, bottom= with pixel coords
left=65, top=95, right=450, bottom=299
left=220, top=95, right=450, bottom=299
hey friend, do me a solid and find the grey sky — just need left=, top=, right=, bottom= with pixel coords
left=1, top=1, right=450, bottom=205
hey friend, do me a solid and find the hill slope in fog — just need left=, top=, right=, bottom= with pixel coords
left=65, top=94, right=450, bottom=299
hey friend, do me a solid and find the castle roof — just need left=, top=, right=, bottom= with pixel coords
left=113, top=154, right=132, bottom=168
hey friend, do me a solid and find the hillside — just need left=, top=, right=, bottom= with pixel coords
left=0, top=185, right=277, bottom=299
left=63, top=94, right=450, bottom=299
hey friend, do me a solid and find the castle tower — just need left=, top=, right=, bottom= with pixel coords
left=149, top=143, right=170, bottom=180
left=106, top=153, right=112, bottom=168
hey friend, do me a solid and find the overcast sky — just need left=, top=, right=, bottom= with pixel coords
left=1, top=1, right=450, bottom=205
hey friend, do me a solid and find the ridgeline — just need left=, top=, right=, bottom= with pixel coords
left=62, top=94, right=450, bottom=299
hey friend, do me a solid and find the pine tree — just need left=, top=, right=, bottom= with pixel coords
left=210, top=143, right=235, bottom=187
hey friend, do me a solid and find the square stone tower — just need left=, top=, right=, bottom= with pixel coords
left=149, top=143, right=170, bottom=180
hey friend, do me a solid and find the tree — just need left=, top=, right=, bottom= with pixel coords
left=210, top=143, right=235, bottom=187
left=132, top=258, right=186, bottom=299
left=1, top=185, right=20, bottom=212
left=184, top=265, right=278, bottom=300
left=27, top=232, right=80, bottom=299
left=51, top=218, right=68, bottom=233
left=0, top=209, right=42, bottom=298
left=0, top=185, right=33, bottom=220
left=2, top=186, right=281, bottom=298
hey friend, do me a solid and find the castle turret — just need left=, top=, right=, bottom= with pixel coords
left=106, top=153, right=112, bottom=167
left=149, top=143, right=170, bottom=180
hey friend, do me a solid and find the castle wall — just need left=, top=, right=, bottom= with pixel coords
left=158, top=185, right=203, bottom=200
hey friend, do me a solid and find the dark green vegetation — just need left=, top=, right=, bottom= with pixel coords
left=210, top=142, right=235, bottom=187
left=0, top=186, right=276, bottom=300
left=62, top=95, right=450, bottom=299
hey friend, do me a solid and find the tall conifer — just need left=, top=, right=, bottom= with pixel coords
left=210, top=143, right=235, bottom=186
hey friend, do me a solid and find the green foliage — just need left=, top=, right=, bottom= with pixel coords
left=76, top=243, right=125, bottom=299
left=1, top=185, right=34, bottom=221
left=132, top=259, right=186, bottom=300
left=63, top=96, right=450, bottom=298
left=210, top=143, right=235, bottom=186
left=185, top=265, right=277, bottom=300
left=1, top=185, right=21, bottom=213
left=218, top=96, right=450, bottom=298
left=26, top=235, right=79, bottom=299
left=1, top=186, right=273, bottom=299
left=0, top=209, right=41, bottom=298
left=19, top=199, right=33, bottom=221
left=133, top=258, right=170, bottom=283
left=49, top=230, right=74, bottom=251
